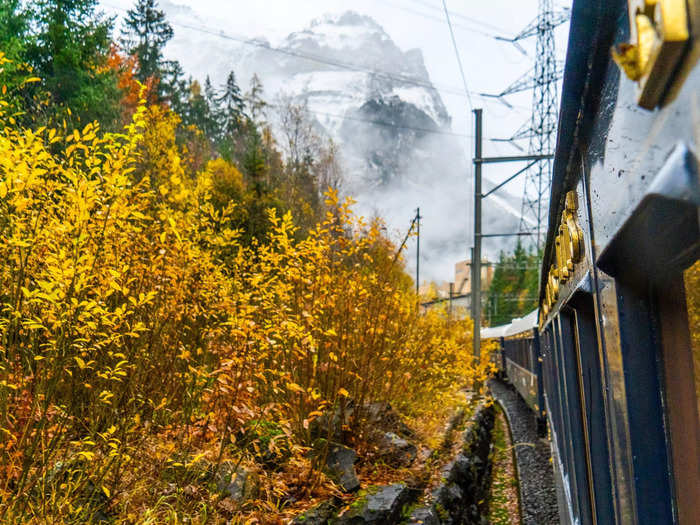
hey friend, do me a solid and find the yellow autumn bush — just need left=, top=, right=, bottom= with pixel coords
left=0, top=77, right=486, bottom=521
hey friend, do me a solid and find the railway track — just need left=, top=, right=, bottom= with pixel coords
left=489, top=378, right=559, bottom=525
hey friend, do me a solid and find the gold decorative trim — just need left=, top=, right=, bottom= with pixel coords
left=540, top=191, right=585, bottom=323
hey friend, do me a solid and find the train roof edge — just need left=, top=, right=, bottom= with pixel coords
left=540, top=0, right=620, bottom=302
left=481, top=308, right=538, bottom=339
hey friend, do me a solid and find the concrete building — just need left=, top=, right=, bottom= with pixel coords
left=420, top=259, right=494, bottom=317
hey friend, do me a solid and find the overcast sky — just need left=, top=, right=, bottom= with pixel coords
left=100, top=0, right=572, bottom=281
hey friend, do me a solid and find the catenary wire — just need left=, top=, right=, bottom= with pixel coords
left=405, top=0, right=514, bottom=34
left=372, top=0, right=504, bottom=39
left=441, top=0, right=473, bottom=111
left=268, top=103, right=476, bottom=138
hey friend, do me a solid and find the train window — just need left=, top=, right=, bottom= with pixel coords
left=544, top=320, right=577, bottom=520
left=569, top=291, right=614, bottom=523
left=557, top=309, right=594, bottom=525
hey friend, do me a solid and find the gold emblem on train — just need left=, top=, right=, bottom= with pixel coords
left=541, top=191, right=584, bottom=320
left=612, top=0, right=690, bottom=109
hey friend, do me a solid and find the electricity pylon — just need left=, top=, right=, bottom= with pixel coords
left=518, top=0, right=566, bottom=247
left=485, top=1, right=570, bottom=247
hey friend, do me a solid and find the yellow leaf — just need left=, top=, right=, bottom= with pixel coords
left=23, top=77, right=41, bottom=84
left=102, top=486, right=111, bottom=498
left=337, top=388, right=350, bottom=398
left=286, top=382, right=305, bottom=394
left=74, top=356, right=86, bottom=369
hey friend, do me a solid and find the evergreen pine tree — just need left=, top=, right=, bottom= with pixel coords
left=120, top=0, right=173, bottom=87
left=25, top=0, right=121, bottom=127
left=204, top=75, right=221, bottom=139
left=161, top=60, right=188, bottom=112
left=217, top=71, right=245, bottom=135
left=183, top=79, right=213, bottom=136
left=245, top=74, right=266, bottom=122
left=485, top=240, right=539, bottom=326
left=242, top=127, right=267, bottom=196
left=0, top=0, right=29, bottom=59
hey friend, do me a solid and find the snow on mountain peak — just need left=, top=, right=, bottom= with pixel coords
left=311, top=11, right=384, bottom=31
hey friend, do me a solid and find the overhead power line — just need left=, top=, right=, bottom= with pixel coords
left=405, top=0, right=513, bottom=34
left=373, top=0, right=505, bottom=39
left=270, top=103, right=478, bottom=139
left=440, top=0, right=473, bottom=111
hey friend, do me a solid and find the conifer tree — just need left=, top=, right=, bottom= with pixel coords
left=485, top=241, right=540, bottom=326
left=162, top=60, right=189, bottom=112
left=245, top=74, right=267, bottom=122
left=0, top=0, right=29, bottom=59
left=25, top=0, right=121, bottom=126
left=242, top=128, right=267, bottom=196
left=183, top=79, right=217, bottom=140
left=217, top=71, right=245, bottom=135
left=204, top=75, right=221, bottom=139
left=120, top=0, right=173, bottom=85
left=204, top=75, right=217, bottom=110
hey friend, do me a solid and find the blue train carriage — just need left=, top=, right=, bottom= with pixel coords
left=539, top=1, right=700, bottom=524
left=481, top=312, right=548, bottom=435
left=501, top=311, right=544, bottom=417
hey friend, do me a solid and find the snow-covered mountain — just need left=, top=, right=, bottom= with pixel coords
left=160, top=5, right=524, bottom=280
left=224, top=12, right=453, bottom=191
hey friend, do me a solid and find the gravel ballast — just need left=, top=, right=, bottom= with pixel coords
left=489, top=379, right=559, bottom=525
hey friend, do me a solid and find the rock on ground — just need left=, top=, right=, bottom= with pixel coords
left=405, top=506, right=441, bottom=525
left=377, top=432, right=418, bottom=467
left=214, top=462, right=259, bottom=502
left=407, top=402, right=495, bottom=525
left=335, top=483, right=419, bottom=524
left=291, top=498, right=340, bottom=525
left=324, top=442, right=361, bottom=492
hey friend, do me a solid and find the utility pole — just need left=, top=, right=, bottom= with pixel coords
left=448, top=282, right=454, bottom=323
left=415, top=207, right=421, bottom=297
left=472, top=109, right=553, bottom=359
left=472, top=110, right=483, bottom=359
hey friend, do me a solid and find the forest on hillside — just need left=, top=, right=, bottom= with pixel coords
left=0, top=1, right=492, bottom=522
left=486, top=243, right=540, bottom=327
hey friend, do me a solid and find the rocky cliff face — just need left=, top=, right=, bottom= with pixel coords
left=230, top=12, right=452, bottom=192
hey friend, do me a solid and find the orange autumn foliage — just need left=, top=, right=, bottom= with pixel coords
left=106, top=46, right=158, bottom=124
